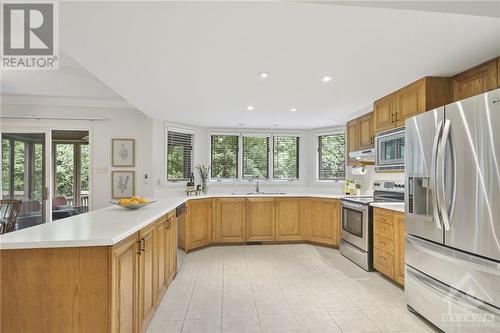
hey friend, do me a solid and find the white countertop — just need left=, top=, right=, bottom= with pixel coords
left=0, top=192, right=343, bottom=250
left=370, top=202, right=405, bottom=213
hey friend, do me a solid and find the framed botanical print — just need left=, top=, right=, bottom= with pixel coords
left=112, top=171, right=135, bottom=199
left=112, top=139, right=135, bottom=167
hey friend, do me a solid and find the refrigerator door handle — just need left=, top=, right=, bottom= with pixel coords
left=431, top=120, right=443, bottom=230
left=437, top=119, right=452, bottom=231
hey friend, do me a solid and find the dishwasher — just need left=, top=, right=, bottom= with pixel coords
left=175, top=203, right=187, bottom=271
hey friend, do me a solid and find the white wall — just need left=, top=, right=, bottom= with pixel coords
left=0, top=102, right=154, bottom=209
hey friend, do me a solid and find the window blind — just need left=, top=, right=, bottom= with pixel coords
left=167, top=130, right=193, bottom=181
left=242, top=136, right=269, bottom=179
left=273, top=136, right=299, bottom=180
left=211, top=135, right=239, bottom=179
left=318, top=133, right=346, bottom=180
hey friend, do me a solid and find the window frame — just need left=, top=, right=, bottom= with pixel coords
left=272, top=135, right=300, bottom=181
left=316, top=129, right=346, bottom=182
left=166, top=126, right=195, bottom=183
left=208, top=131, right=302, bottom=182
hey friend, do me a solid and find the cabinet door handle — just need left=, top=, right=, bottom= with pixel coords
left=391, top=114, right=395, bottom=123
left=140, top=238, right=145, bottom=253
left=137, top=240, right=142, bottom=255
left=395, top=112, right=399, bottom=121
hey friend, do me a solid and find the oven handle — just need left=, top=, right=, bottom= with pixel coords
left=341, top=201, right=369, bottom=212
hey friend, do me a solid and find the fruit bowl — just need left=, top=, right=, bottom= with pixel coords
left=110, top=199, right=156, bottom=210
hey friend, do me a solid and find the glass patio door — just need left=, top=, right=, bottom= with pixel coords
left=1, top=132, right=48, bottom=230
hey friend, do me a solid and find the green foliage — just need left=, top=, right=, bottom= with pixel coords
left=167, top=146, right=186, bottom=180
left=55, top=144, right=74, bottom=197
left=2, top=139, right=10, bottom=194
left=81, top=144, right=89, bottom=191
left=211, top=135, right=237, bottom=179
left=243, top=136, right=269, bottom=179
left=273, top=136, right=299, bottom=179
left=319, top=134, right=346, bottom=180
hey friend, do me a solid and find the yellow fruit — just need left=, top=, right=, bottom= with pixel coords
left=129, top=199, right=139, bottom=205
left=119, top=199, right=130, bottom=205
left=131, top=195, right=139, bottom=201
left=138, top=197, right=148, bottom=204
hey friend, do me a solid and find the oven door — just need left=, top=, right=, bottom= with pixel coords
left=341, top=201, right=369, bottom=251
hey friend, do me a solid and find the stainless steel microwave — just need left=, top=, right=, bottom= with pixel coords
left=375, top=127, right=405, bottom=171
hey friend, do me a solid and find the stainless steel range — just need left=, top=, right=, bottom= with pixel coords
left=340, top=180, right=404, bottom=271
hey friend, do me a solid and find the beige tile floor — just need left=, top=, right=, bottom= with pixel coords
left=147, top=244, right=438, bottom=333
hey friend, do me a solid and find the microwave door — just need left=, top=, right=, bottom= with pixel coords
left=405, top=107, right=444, bottom=244
left=443, top=90, right=500, bottom=261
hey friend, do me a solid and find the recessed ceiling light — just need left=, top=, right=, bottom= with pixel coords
left=322, top=75, right=334, bottom=82
left=290, top=107, right=298, bottom=112
left=238, top=123, right=245, bottom=126
left=272, top=124, right=279, bottom=127
left=246, top=105, right=254, bottom=111
left=258, top=72, right=269, bottom=79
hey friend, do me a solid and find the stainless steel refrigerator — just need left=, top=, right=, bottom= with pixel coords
left=405, top=88, right=500, bottom=332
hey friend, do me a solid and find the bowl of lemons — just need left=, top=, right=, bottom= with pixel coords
left=111, top=196, right=156, bottom=210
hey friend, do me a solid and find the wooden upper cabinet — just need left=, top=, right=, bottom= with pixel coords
left=215, top=198, right=246, bottom=242
left=394, top=212, right=405, bottom=286
left=374, top=94, right=397, bottom=133
left=187, top=199, right=212, bottom=250
left=395, top=79, right=424, bottom=127
left=246, top=198, right=276, bottom=241
left=374, top=77, right=450, bottom=134
left=452, top=58, right=498, bottom=102
left=139, top=223, right=157, bottom=332
left=111, top=234, right=139, bottom=333
left=276, top=198, right=304, bottom=241
left=357, top=112, right=374, bottom=150
left=497, top=57, right=500, bottom=88
left=309, top=198, right=340, bottom=245
left=346, top=119, right=359, bottom=166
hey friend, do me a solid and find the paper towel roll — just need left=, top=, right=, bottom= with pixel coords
left=351, top=166, right=366, bottom=175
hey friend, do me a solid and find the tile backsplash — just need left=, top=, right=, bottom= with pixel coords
left=346, top=165, right=404, bottom=195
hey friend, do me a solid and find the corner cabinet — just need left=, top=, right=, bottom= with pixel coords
left=373, top=208, right=405, bottom=286
left=276, top=198, right=304, bottom=241
left=308, top=198, right=340, bottom=246
left=185, top=199, right=212, bottom=251
left=246, top=198, right=276, bottom=241
left=374, top=77, right=450, bottom=134
left=452, top=58, right=498, bottom=102
left=214, top=198, right=246, bottom=242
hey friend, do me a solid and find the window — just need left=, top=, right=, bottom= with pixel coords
left=242, top=136, right=269, bottom=179
left=167, top=130, right=193, bottom=181
left=211, top=135, right=238, bottom=179
left=318, top=133, right=346, bottom=180
left=273, top=136, right=299, bottom=180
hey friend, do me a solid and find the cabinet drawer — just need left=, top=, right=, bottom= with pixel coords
left=374, top=208, right=394, bottom=223
left=374, top=233, right=394, bottom=255
left=374, top=220, right=394, bottom=240
left=374, top=250, right=394, bottom=279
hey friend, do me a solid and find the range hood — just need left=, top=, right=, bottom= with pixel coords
left=349, top=148, right=375, bottom=163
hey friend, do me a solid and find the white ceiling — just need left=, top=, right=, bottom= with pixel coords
left=1, top=52, right=125, bottom=101
left=4, top=2, right=500, bottom=129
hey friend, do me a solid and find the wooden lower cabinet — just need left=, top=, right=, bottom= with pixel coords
left=155, top=217, right=168, bottom=302
left=276, top=198, right=304, bottom=241
left=373, top=208, right=405, bottom=285
left=139, top=223, right=157, bottom=332
left=186, top=199, right=212, bottom=250
left=393, top=213, right=405, bottom=285
left=214, top=198, right=246, bottom=242
left=246, top=198, right=276, bottom=241
left=112, top=234, right=140, bottom=333
left=308, top=198, right=340, bottom=246
left=167, top=216, right=178, bottom=284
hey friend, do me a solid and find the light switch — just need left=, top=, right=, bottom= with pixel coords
left=95, top=166, right=108, bottom=174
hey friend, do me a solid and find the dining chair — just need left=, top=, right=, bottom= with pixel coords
left=0, top=199, right=22, bottom=234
